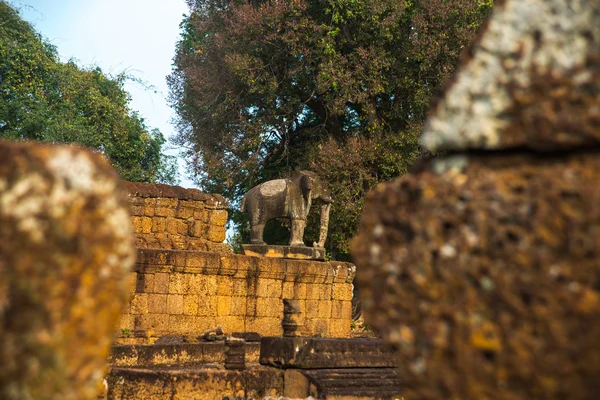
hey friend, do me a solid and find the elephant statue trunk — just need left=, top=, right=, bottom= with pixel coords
left=313, top=203, right=331, bottom=248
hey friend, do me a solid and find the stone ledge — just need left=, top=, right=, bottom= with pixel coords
left=134, top=249, right=356, bottom=284
left=259, top=337, right=397, bottom=369
left=301, top=368, right=401, bottom=399
left=106, top=366, right=283, bottom=399
left=123, top=181, right=228, bottom=208
left=109, top=342, right=261, bottom=367
left=242, top=244, right=325, bottom=260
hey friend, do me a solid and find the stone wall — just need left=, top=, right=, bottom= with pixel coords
left=123, top=181, right=231, bottom=253
left=118, top=249, right=355, bottom=340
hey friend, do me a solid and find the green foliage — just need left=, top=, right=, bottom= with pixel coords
left=0, top=2, right=178, bottom=184
left=169, top=0, right=492, bottom=259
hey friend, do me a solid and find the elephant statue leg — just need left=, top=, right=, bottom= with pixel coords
left=290, top=219, right=306, bottom=247
left=250, top=224, right=266, bottom=245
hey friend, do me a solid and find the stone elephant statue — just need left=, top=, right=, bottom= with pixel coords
left=240, top=171, right=333, bottom=247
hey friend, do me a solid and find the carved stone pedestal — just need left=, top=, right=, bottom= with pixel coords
left=242, top=244, right=325, bottom=261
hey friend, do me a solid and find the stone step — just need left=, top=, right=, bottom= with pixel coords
left=109, top=342, right=261, bottom=367
left=260, top=337, right=398, bottom=369
left=105, top=366, right=283, bottom=399
left=302, top=368, right=401, bottom=399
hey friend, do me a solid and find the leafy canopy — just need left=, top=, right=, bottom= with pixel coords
left=0, top=2, right=178, bottom=184
left=170, top=0, right=492, bottom=259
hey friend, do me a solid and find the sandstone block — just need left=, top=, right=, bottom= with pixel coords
left=282, top=282, right=295, bottom=299
left=148, top=294, right=168, bottom=314
left=304, top=300, right=320, bottom=319
left=164, top=217, right=178, bottom=235
left=331, top=300, right=352, bottom=321
left=154, top=207, right=175, bottom=218
left=183, top=295, right=199, bottom=316
left=256, top=278, right=283, bottom=298
left=193, top=209, right=206, bottom=220
left=129, top=204, right=144, bottom=216
left=171, top=238, right=186, bottom=250
left=216, top=276, right=234, bottom=296
left=176, top=219, right=188, bottom=236
left=245, top=318, right=282, bottom=337
left=143, top=204, right=155, bottom=217
left=318, top=284, right=333, bottom=300
left=139, top=314, right=169, bottom=331
left=151, top=217, right=166, bottom=233
left=217, top=296, right=233, bottom=316
left=219, top=316, right=245, bottom=333
left=144, top=198, right=156, bottom=208
left=332, top=283, right=353, bottom=301
left=197, top=295, right=218, bottom=317
left=140, top=216, right=152, bottom=234
left=207, top=224, right=226, bottom=243
left=317, top=300, right=332, bottom=319
left=167, top=315, right=196, bottom=334
left=328, top=319, right=350, bottom=338
left=257, top=298, right=283, bottom=318
left=132, top=216, right=144, bottom=232
left=231, top=297, right=247, bottom=316
left=135, top=273, right=154, bottom=293
left=292, top=283, right=308, bottom=300
left=131, top=294, right=149, bottom=315
left=0, top=141, right=135, bottom=400
left=167, top=294, right=184, bottom=315
left=169, top=273, right=186, bottom=294
left=189, top=220, right=205, bottom=237
left=175, top=206, right=195, bottom=219
left=208, top=209, right=228, bottom=226
left=180, top=199, right=204, bottom=210
left=153, top=273, right=170, bottom=294
left=156, top=197, right=178, bottom=209
left=118, top=314, right=134, bottom=331
left=232, top=278, right=248, bottom=297
left=246, top=297, right=258, bottom=317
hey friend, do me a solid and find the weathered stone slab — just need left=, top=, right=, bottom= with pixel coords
left=105, top=366, right=284, bottom=399
left=301, top=368, right=401, bottom=399
left=352, top=152, right=600, bottom=399
left=242, top=244, right=325, bottom=260
left=232, top=332, right=262, bottom=342
left=421, top=0, right=600, bottom=152
left=109, top=342, right=262, bottom=367
left=0, top=141, right=135, bottom=400
left=259, top=337, right=397, bottom=369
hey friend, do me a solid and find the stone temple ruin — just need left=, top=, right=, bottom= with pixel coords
left=0, top=139, right=401, bottom=399
left=1, top=0, right=599, bottom=399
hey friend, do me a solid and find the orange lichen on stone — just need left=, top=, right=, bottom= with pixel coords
left=0, top=140, right=135, bottom=400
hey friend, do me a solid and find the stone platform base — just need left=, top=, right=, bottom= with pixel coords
left=105, top=366, right=283, bottom=399
left=242, top=244, right=325, bottom=260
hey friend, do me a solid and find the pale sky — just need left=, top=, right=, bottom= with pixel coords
left=10, top=0, right=194, bottom=187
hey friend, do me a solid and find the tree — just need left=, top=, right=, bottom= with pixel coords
left=169, top=0, right=492, bottom=259
left=0, top=2, right=178, bottom=184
